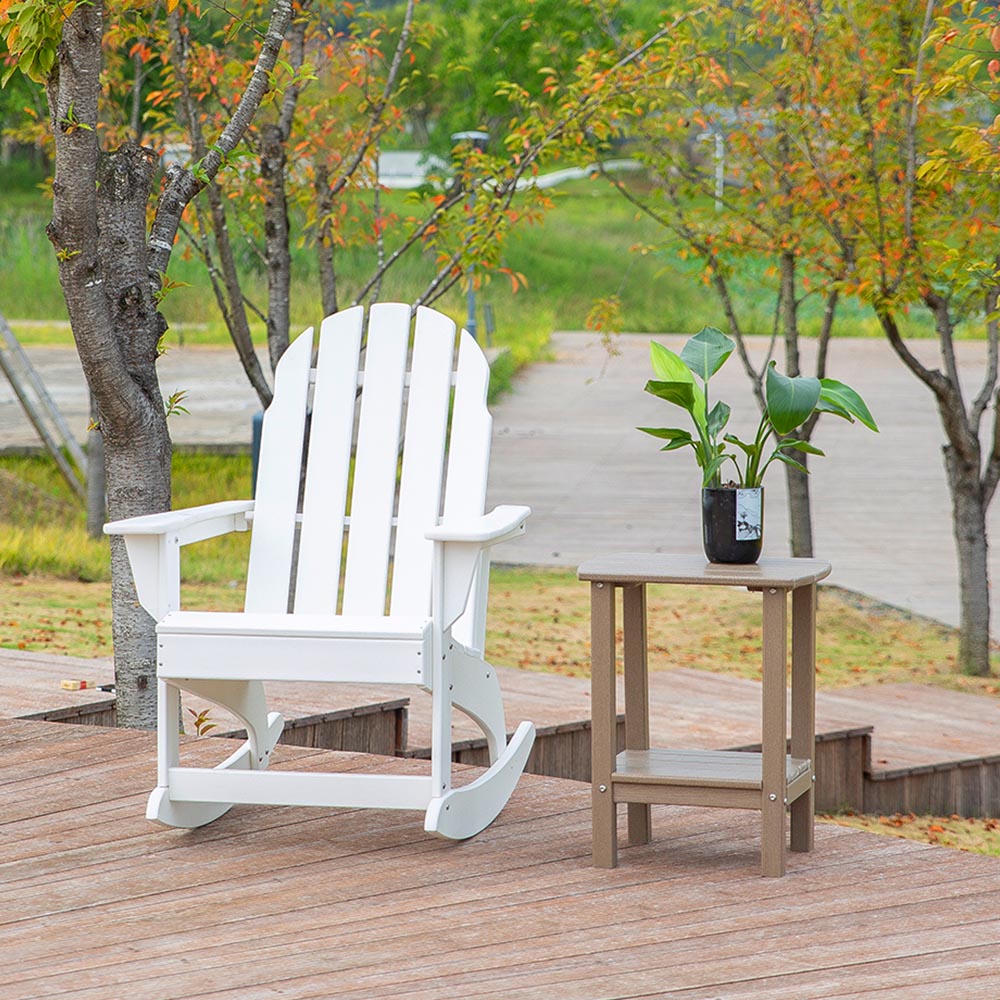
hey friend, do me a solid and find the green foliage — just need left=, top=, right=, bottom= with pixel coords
left=640, top=327, right=877, bottom=488
left=0, top=452, right=254, bottom=584
left=0, top=0, right=70, bottom=86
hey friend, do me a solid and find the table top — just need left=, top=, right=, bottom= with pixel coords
left=577, top=553, right=832, bottom=589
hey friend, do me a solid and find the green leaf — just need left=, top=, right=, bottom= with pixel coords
left=707, top=400, right=731, bottom=437
left=773, top=451, right=811, bottom=475
left=637, top=426, right=694, bottom=443
left=648, top=341, right=705, bottom=423
left=765, top=363, right=821, bottom=436
left=776, top=439, right=826, bottom=457
left=650, top=340, right=695, bottom=383
left=644, top=379, right=696, bottom=410
left=818, top=379, right=878, bottom=431
left=702, top=453, right=731, bottom=487
left=724, top=433, right=757, bottom=458
left=660, top=439, right=696, bottom=453
left=680, top=326, right=734, bottom=382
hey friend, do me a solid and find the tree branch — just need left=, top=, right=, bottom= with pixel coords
left=147, top=0, right=294, bottom=278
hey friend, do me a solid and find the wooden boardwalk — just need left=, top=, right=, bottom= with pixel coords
left=5, top=647, right=998, bottom=772
left=3, top=718, right=1000, bottom=1000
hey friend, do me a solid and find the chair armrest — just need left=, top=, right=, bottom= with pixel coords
left=104, top=499, right=254, bottom=545
left=427, top=505, right=530, bottom=630
left=104, top=500, right=254, bottom=620
left=425, top=505, right=530, bottom=546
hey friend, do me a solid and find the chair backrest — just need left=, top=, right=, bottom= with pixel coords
left=244, top=303, right=493, bottom=643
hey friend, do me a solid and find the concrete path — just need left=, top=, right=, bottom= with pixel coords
left=487, top=332, right=1000, bottom=632
left=2, top=333, right=997, bottom=630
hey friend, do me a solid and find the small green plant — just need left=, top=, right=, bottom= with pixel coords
left=187, top=707, right=217, bottom=737
left=164, top=390, right=190, bottom=418
left=639, top=326, right=878, bottom=487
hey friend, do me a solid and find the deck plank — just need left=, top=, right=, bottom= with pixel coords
left=3, top=720, right=1000, bottom=1000
left=5, top=647, right=1000, bottom=773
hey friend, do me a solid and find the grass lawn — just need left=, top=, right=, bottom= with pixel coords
left=824, top=812, right=1000, bottom=857
left=2, top=176, right=940, bottom=343
left=0, top=451, right=993, bottom=693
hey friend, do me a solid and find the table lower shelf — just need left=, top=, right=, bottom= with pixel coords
left=611, top=748, right=813, bottom=810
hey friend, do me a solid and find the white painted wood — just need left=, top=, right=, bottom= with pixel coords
left=169, top=768, right=435, bottom=810
left=444, top=330, right=493, bottom=647
left=424, top=721, right=536, bottom=840
left=147, top=785, right=235, bottom=829
left=110, top=304, right=534, bottom=841
left=455, top=551, right=489, bottom=654
left=390, top=307, right=455, bottom=616
left=429, top=508, right=530, bottom=630
left=245, top=329, right=314, bottom=613
left=120, top=534, right=179, bottom=620
left=105, top=499, right=254, bottom=537
left=430, top=547, right=451, bottom=797
left=443, top=329, right=492, bottom=522
left=157, top=678, right=180, bottom=787
left=295, top=307, right=364, bottom=613
left=147, top=712, right=283, bottom=828
left=426, top=504, right=530, bottom=543
left=158, top=610, right=431, bottom=639
left=343, top=303, right=411, bottom=614
left=106, top=501, right=254, bottom=619
left=450, top=644, right=506, bottom=762
left=175, top=678, right=274, bottom=765
left=158, top=630, right=429, bottom=685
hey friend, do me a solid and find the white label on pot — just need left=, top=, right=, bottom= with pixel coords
left=735, top=489, right=762, bottom=540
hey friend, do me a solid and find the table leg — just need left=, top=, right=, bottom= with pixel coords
left=591, top=580, right=618, bottom=868
left=623, top=583, right=651, bottom=846
left=760, top=587, right=788, bottom=877
left=790, top=583, right=817, bottom=853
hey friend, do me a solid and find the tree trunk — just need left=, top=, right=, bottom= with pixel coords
left=85, top=392, right=106, bottom=538
left=315, top=163, right=339, bottom=316
left=261, top=122, right=291, bottom=372
left=93, top=145, right=173, bottom=726
left=784, top=458, right=813, bottom=558
left=945, top=446, right=992, bottom=676
left=105, top=431, right=169, bottom=728
left=44, top=0, right=294, bottom=726
left=778, top=249, right=814, bottom=558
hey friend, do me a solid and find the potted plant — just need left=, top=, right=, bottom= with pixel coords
left=639, top=326, right=878, bottom=563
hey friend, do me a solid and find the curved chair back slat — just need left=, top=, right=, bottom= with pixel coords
left=389, top=307, right=456, bottom=616
left=293, top=306, right=365, bottom=614
left=249, top=304, right=490, bottom=623
left=245, top=328, right=313, bottom=613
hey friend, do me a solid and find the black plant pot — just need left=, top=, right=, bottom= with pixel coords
left=702, top=486, right=764, bottom=564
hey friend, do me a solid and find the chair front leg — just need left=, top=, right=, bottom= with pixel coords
left=156, top=678, right=181, bottom=789
left=429, top=542, right=455, bottom=799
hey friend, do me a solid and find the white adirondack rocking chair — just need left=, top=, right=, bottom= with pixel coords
left=105, top=303, right=535, bottom=840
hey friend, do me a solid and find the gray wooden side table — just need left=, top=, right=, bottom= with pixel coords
left=578, top=553, right=831, bottom=877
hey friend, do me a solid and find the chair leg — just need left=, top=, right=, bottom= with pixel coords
left=450, top=646, right=507, bottom=763
left=424, top=721, right=535, bottom=840
left=179, top=678, right=281, bottom=768
left=147, top=678, right=283, bottom=830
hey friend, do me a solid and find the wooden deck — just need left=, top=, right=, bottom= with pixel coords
left=3, top=718, right=1000, bottom=999
left=5, top=647, right=998, bottom=771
